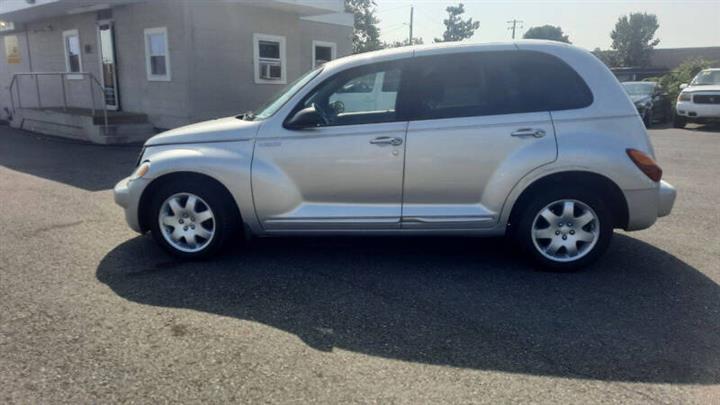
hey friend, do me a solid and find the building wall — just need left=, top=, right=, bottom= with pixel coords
left=0, top=13, right=104, bottom=121
left=0, top=1, right=352, bottom=129
left=186, top=3, right=352, bottom=122
left=0, top=30, right=32, bottom=121
left=111, top=0, right=192, bottom=129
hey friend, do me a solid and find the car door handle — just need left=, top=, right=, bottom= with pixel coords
left=511, top=128, right=546, bottom=138
left=370, top=136, right=403, bottom=146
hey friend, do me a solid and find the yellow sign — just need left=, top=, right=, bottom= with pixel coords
left=4, top=35, right=20, bottom=64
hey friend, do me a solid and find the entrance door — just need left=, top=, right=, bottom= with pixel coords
left=97, top=21, right=119, bottom=110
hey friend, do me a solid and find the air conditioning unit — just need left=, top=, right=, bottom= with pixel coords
left=259, top=59, right=282, bottom=80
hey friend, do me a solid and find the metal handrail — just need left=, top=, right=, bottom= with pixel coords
left=8, top=72, right=109, bottom=132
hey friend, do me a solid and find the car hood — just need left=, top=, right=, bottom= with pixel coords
left=684, top=85, right=720, bottom=93
left=145, top=116, right=261, bottom=146
left=630, top=95, right=652, bottom=104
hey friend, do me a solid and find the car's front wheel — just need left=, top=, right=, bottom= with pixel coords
left=514, top=189, right=613, bottom=271
left=149, top=179, right=238, bottom=259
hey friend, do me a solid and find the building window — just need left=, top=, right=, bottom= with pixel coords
left=254, top=33, right=286, bottom=84
left=312, top=40, right=336, bottom=68
left=62, top=30, right=82, bottom=78
left=144, top=27, right=171, bottom=81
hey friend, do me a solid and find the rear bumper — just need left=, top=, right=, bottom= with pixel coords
left=657, top=180, right=676, bottom=218
left=623, top=180, right=676, bottom=231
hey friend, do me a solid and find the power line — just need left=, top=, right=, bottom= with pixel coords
left=507, top=19, right=524, bottom=39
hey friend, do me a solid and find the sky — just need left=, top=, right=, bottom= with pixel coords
left=375, top=0, right=720, bottom=50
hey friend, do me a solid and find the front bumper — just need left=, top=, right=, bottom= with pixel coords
left=675, top=101, right=720, bottom=119
left=113, top=176, right=150, bottom=233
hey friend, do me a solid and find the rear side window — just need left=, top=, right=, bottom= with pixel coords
left=405, top=51, right=593, bottom=121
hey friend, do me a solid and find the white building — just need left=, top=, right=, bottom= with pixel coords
left=0, top=0, right=353, bottom=143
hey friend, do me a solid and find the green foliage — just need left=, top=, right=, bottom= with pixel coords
left=610, top=12, right=660, bottom=67
left=523, top=25, right=570, bottom=43
left=434, top=3, right=479, bottom=43
left=345, top=0, right=383, bottom=54
left=592, top=48, right=620, bottom=67
left=658, top=59, right=715, bottom=108
left=383, top=37, right=424, bottom=49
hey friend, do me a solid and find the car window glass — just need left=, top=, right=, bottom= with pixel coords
left=300, top=63, right=405, bottom=127
left=405, top=51, right=593, bottom=121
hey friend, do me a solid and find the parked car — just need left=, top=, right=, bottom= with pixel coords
left=674, top=68, right=720, bottom=128
left=114, top=41, right=676, bottom=271
left=622, top=81, right=672, bottom=127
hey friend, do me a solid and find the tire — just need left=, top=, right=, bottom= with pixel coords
left=643, top=110, right=653, bottom=128
left=513, top=188, right=613, bottom=272
left=673, top=115, right=687, bottom=129
left=148, top=178, right=239, bottom=259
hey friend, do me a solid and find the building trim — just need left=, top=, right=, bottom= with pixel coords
left=312, top=40, right=336, bottom=68
left=62, top=29, right=82, bottom=79
left=144, top=26, right=171, bottom=82
left=253, top=33, right=287, bottom=85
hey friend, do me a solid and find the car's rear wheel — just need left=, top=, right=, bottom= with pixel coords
left=673, top=114, right=687, bottom=128
left=643, top=109, right=653, bottom=128
left=514, top=189, right=613, bottom=271
left=149, top=179, right=237, bottom=259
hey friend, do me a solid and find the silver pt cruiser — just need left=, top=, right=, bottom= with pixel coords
left=114, top=41, right=676, bottom=271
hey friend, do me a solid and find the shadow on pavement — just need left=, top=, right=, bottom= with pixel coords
left=97, top=233, right=720, bottom=384
left=0, top=126, right=140, bottom=191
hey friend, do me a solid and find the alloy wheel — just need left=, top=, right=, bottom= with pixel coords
left=158, top=192, right=215, bottom=253
left=531, top=199, right=600, bottom=263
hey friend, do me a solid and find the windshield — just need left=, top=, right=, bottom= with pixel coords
left=691, top=70, right=720, bottom=86
left=622, top=82, right=656, bottom=96
left=245, top=67, right=323, bottom=121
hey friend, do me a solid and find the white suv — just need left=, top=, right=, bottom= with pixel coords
left=674, top=68, right=720, bottom=128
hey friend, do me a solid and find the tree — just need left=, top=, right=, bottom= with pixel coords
left=345, top=0, right=383, bottom=54
left=523, top=25, right=570, bottom=43
left=592, top=48, right=620, bottom=67
left=610, top=12, right=660, bottom=67
left=383, top=37, right=424, bottom=49
left=434, top=3, right=479, bottom=43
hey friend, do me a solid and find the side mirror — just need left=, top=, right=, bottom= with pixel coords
left=285, top=106, right=322, bottom=129
left=679, top=83, right=688, bottom=90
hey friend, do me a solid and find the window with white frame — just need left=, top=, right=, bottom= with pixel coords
left=254, top=33, right=286, bottom=84
left=312, top=40, right=336, bottom=68
left=144, top=27, right=171, bottom=81
left=62, top=30, right=82, bottom=76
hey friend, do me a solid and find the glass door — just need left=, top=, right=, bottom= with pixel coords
left=97, top=21, right=119, bottom=110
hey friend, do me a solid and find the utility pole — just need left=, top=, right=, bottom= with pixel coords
left=507, top=19, right=524, bottom=39
left=408, top=5, right=414, bottom=45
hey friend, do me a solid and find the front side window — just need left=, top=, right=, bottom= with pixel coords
left=254, top=33, right=286, bottom=84
left=62, top=30, right=82, bottom=74
left=404, top=51, right=593, bottom=121
left=251, top=67, right=323, bottom=121
left=144, top=27, right=170, bottom=81
left=296, top=62, right=406, bottom=127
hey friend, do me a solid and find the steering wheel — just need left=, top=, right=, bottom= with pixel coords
left=312, top=102, right=331, bottom=126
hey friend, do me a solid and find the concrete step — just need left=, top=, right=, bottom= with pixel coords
left=11, top=108, right=156, bottom=144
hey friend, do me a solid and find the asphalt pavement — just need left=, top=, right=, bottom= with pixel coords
left=0, top=124, right=719, bottom=403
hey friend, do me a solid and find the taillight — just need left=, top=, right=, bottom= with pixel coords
left=626, top=149, right=662, bottom=182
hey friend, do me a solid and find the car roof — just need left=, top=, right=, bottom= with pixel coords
left=320, top=40, right=581, bottom=75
